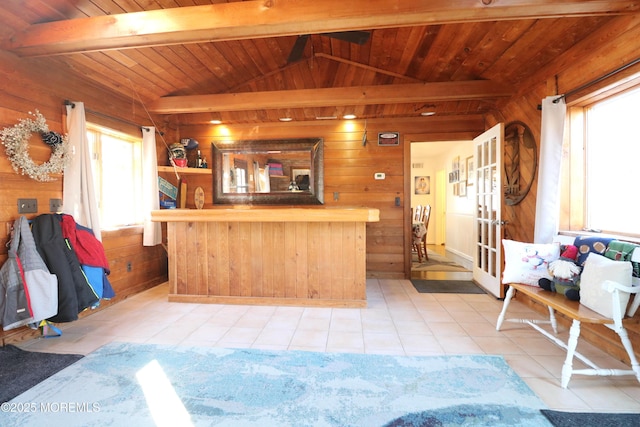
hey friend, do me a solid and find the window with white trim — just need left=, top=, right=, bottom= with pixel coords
left=561, top=84, right=640, bottom=237
left=86, top=124, right=143, bottom=229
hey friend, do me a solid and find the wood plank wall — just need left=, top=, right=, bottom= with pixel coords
left=2, top=12, right=639, bottom=360
left=176, top=116, right=484, bottom=280
left=485, top=14, right=640, bottom=362
left=0, top=50, right=169, bottom=344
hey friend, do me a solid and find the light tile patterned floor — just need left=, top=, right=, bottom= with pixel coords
left=17, top=250, right=640, bottom=413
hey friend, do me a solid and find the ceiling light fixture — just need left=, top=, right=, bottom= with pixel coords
left=209, top=119, right=222, bottom=124
left=279, top=117, right=293, bottom=122
left=420, top=111, right=436, bottom=116
left=343, top=114, right=357, bottom=120
left=316, top=116, right=338, bottom=120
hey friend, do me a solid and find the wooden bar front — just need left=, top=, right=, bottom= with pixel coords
left=151, top=207, right=379, bottom=307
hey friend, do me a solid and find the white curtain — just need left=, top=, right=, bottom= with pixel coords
left=534, top=96, right=567, bottom=243
left=63, top=102, right=102, bottom=241
left=142, top=127, right=162, bottom=246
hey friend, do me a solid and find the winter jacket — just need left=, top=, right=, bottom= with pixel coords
left=59, top=214, right=115, bottom=301
left=31, top=214, right=98, bottom=323
left=0, top=216, right=58, bottom=330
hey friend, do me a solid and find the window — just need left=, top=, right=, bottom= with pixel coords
left=87, top=124, right=143, bottom=229
left=561, top=84, right=640, bottom=237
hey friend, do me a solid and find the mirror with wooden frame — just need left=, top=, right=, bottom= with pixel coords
left=212, top=138, right=324, bottom=205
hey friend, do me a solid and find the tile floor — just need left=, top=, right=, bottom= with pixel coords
left=17, top=247, right=640, bottom=414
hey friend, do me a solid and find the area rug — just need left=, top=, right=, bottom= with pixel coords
left=412, top=251, right=469, bottom=272
left=411, top=279, right=486, bottom=294
left=0, top=344, right=83, bottom=403
left=4, top=342, right=551, bottom=426
left=541, top=409, right=640, bottom=426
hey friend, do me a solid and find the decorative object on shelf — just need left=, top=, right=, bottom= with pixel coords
left=180, top=138, right=198, bottom=150
left=194, top=186, right=205, bottom=209
left=168, top=142, right=187, bottom=167
left=0, top=110, right=71, bottom=182
left=288, top=181, right=300, bottom=191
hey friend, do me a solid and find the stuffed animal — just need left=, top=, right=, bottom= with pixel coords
left=538, top=244, right=581, bottom=301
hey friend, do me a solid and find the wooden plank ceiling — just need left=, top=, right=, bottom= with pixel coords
left=1, top=0, right=638, bottom=127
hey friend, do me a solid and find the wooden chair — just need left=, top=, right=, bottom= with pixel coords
left=412, top=204, right=423, bottom=222
left=412, top=204, right=430, bottom=262
left=420, top=204, right=431, bottom=260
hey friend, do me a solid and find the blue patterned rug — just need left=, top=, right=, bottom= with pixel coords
left=5, top=342, right=550, bottom=426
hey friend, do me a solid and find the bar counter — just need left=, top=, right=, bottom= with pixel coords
left=151, top=207, right=380, bottom=307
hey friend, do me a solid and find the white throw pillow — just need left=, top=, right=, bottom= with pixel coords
left=501, top=240, right=560, bottom=286
left=580, top=253, right=632, bottom=319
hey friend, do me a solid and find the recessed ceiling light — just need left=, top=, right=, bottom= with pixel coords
left=420, top=111, right=436, bottom=116
left=279, top=117, right=293, bottom=122
left=343, top=114, right=357, bottom=120
left=209, top=119, right=222, bottom=124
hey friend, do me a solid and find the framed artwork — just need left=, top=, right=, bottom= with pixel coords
left=414, top=176, right=430, bottom=195
left=460, top=157, right=467, bottom=181
left=452, top=156, right=460, bottom=172
left=378, top=131, right=399, bottom=145
left=291, top=167, right=310, bottom=180
left=466, top=156, right=475, bottom=186
left=458, top=181, right=467, bottom=197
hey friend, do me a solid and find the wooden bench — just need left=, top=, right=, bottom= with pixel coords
left=496, top=282, right=640, bottom=388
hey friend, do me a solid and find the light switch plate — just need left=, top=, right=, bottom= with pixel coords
left=18, top=198, right=37, bottom=214
left=374, top=172, right=385, bottom=180
left=49, top=198, right=63, bottom=212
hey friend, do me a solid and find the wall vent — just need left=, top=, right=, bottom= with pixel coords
left=411, top=162, right=424, bottom=169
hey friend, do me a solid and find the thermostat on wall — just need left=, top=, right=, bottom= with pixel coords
left=374, top=172, right=385, bottom=180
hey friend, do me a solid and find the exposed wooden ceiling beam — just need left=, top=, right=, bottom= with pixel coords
left=4, top=0, right=639, bottom=57
left=148, top=81, right=513, bottom=114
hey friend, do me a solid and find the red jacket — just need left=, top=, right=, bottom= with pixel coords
left=59, top=214, right=110, bottom=273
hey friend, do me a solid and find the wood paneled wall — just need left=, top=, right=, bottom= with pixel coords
left=174, top=122, right=401, bottom=278
left=2, top=12, right=640, bottom=360
left=0, top=50, right=168, bottom=344
left=488, top=15, right=640, bottom=362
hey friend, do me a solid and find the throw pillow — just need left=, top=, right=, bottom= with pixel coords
left=574, top=236, right=614, bottom=266
left=501, top=240, right=560, bottom=286
left=580, top=252, right=632, bottom=319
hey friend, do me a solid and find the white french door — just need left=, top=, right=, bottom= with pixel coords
left=472, top=123, right=505, bottom=298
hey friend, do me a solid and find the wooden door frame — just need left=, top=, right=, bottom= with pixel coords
left=403, top=134, right=413, bottom=279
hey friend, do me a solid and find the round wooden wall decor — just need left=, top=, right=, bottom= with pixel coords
left=194, top=186, right=205, bottom=209
left=504, top=121, right=537, bottom=206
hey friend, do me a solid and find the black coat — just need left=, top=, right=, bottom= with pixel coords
left=31, top=214, right=98, bottom=323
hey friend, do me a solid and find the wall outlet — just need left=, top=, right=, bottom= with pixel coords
left=49, top=198, right=63, bottom=212
left=127, top=262, right=132, bottom=272
left=18, top=198, right=37, bottom=214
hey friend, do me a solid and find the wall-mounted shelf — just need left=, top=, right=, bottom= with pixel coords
left=157, top=166, right=211, bottom=175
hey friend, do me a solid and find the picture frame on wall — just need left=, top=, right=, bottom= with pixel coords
left=414, top=176, right=430, bottom=195
left=466, top=156, right=475, bottom=186
left=452, top=156, right=460, bottom=172
left=458, top=181, right=467, bottom=197
left=460, top=158, right=467, bottom=182
left=378, top=132, right=399, bottom=146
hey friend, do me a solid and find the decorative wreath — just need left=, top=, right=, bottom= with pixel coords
left=0, top=110, right=71, bottom=182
